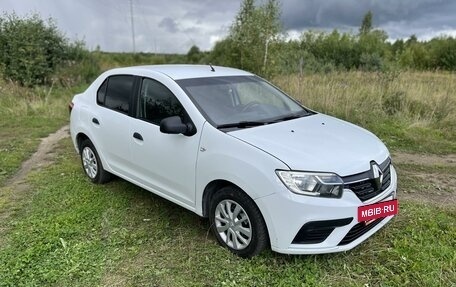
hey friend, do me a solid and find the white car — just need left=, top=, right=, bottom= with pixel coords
left=69, top=65, right=398, bottom=257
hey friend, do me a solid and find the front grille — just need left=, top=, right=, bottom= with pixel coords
left=338, top=217, right=385, bottom=246
left=292, top=218, right=353, bottom=244
left=343, top=158, right=392, bottom=202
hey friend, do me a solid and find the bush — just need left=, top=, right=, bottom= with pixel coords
left=0, top=13, right=86, bottom=86
left=382, top=90, right=406, bottom=115
left=54, top=41, right=101, bottom=87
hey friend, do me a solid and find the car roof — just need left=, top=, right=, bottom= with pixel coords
left=109, top=65, right=253, bottom=80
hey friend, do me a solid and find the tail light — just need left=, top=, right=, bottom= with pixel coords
left=69, top=102, right=74, bottom=114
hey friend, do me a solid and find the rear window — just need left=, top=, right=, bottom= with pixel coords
left=97, top=75, right=134, bottom=114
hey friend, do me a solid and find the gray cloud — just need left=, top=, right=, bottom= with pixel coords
left=159, top=17, right=179, bottom=33
left=2, top=0, right=242, bottom=53
left=2, top=0, right=455, bottom=53
left=282, top=0, right=456, bottom=39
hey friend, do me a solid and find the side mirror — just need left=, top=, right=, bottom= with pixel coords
left=160, top=116, right=195, bottom=136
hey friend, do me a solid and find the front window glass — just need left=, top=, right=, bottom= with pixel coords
left=138, top=78, right=185, bottom=125
left=177, top=76, right=310, bottom=128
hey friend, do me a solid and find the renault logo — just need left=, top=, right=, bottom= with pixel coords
left=371, top=163, right=383, bottom=190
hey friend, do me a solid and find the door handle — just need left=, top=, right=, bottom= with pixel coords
left=92, top=118, right=100, bottom=125
left=133, top=132, right=143, bottom=141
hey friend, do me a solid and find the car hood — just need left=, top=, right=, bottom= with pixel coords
left=228, top=114, right=389, bottom=177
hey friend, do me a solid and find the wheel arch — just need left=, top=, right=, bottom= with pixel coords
left=205, top=181, right=271, bottom=257
left=76, top=132, right=110, bottom=171
left=202, top=179, right=234, bottom=218
left=201, top=180, right=268, bottom=230
left=76, top=132, right=90, bottom=153
left=77, top=133, right=112, bottom=184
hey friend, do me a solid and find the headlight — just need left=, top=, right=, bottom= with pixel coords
left=276, top=170, right=344, bottom=198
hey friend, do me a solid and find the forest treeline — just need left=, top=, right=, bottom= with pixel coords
left=205, top=1, right=456, bottom=77
left=1, top=0, right=456, bottom=86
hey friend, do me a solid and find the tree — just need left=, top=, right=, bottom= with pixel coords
left=230, top=0, right=255, bottom=69
left=359, top=11, right=373, bottom=35
left=429, top=37, right=456, bottom=70
left=210, top=38, right=239, bottom=67
left=406, top=34, right=418, bottom=45
left=259, top=0, right=282, bottom=72
left=222, top=0, right=282, bottom=76
left=357, top=11, right=389, bottom=70
left=186, top=45, right=202, bottom=63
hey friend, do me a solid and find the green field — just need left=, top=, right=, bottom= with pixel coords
left=274, top=71, right=456, bottom=154
left=0, top=71, right=455, bottom=286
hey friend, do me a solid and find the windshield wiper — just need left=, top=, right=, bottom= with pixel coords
left=272, top=114, right=301, bottom=122
left=217, top=111, right=314, bottom=129
left=271, top=111, right=311, bottom=123
left=217, top=121, right=267, bottom=129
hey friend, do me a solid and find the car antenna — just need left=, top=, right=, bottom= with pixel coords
left=209, top=63, right=215, bottom=72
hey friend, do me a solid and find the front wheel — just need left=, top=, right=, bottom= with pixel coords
left=209, top=186, right=268, bottom=258
left=80, top=139, right=111, bottom=184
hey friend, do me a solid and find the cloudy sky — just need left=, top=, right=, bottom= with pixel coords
left=2, top=0, right=456, bottom=53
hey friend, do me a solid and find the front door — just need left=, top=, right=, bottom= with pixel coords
left=129, top=77, right=200, bottom=207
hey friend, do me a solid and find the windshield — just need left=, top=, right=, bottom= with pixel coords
left=177, top=76, right=311, bottom=128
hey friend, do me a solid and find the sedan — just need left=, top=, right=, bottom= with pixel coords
left=69, top=65, right=398, bottom=257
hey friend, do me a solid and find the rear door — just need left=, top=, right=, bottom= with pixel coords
left=91, top=75, right=136, bottom=175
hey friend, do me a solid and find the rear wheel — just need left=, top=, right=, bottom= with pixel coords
left=209, top=186, right=268, bottom=258
left=80, top=139, right=111, bottom=184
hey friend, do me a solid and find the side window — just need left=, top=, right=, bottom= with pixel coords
left=138, top=78, right=185, bottom=125
left=104, top=75, right=134, bottom=114
left=97, top=79, right=108, bottom=104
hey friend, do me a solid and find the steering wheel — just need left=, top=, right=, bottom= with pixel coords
left=241, top=101, right=261, bottom=112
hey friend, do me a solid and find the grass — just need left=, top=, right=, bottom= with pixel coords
left=0, top=140, right=454, bottom=286
left=0, top=79, right=80, bottom=185
left=273, top=71, right=456, bottom=154
left=1, top=70, right=455, bottom=286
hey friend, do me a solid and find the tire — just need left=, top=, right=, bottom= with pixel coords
left=80, top=139, right=111, bottom=184
left=209, top=186, right=269, bottom=258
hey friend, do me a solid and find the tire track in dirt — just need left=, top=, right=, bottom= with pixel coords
left=0, top=125, right=70, bottom=247
left=392, top=152, right=456, bottom=167
left=5, top=125, right=70, bottom=185
left=392, top=152, right=456, bottom=207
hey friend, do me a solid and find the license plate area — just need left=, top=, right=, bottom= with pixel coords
left=358, top=199, right=398, bottom=222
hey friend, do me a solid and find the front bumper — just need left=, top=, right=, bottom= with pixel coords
left=255, top=165, right=398, bottom=254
